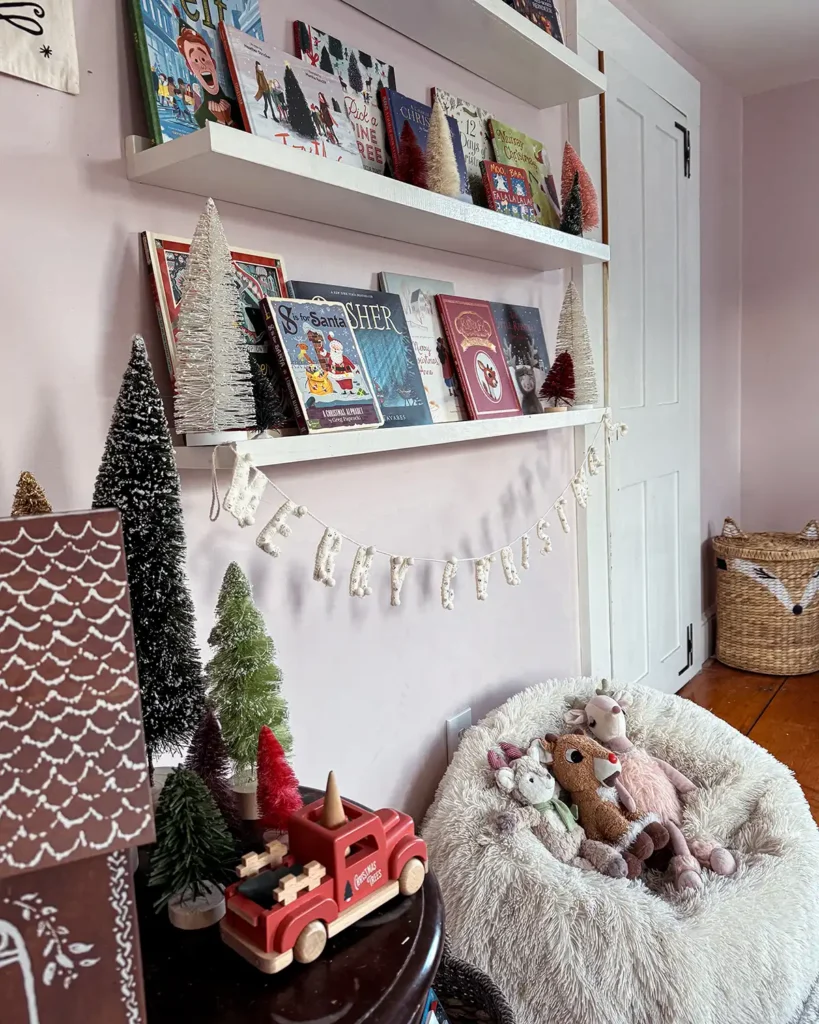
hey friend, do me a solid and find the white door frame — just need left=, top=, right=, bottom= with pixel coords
left=566, top=0, right=702, bottom=681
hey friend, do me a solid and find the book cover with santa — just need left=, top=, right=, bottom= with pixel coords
left=436, top=295, right=522, bottom=421
left=262, top=297, right=383, bottom=433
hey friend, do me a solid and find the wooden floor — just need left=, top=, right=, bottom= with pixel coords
left=681, top=660, right=819, bottom=820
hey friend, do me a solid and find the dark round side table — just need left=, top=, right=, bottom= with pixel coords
left=136, top=787, right=445, bottom=1024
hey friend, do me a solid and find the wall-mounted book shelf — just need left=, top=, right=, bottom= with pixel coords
left=175, top=407, right=605, bottom=470
left=341, top=0, right=606, bottom=108
left=125, top=127, right=609, bottom=273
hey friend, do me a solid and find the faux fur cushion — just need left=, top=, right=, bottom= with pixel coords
left=423, top=678, right=819, bottom=1024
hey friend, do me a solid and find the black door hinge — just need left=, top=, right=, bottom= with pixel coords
left=674, top=122, right=691, bottom=178
left=678, top=623, right=693, bottom=676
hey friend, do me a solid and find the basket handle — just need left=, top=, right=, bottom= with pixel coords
left=722, top=518, right=746, bottom=538
left=798, top=520, right=819, bottom=540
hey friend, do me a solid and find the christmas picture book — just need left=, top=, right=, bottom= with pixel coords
left=379, top=88, right=472, bottom=203
left=510, top=0, right=564, bottom=42
left=293, top=21, right=396, bottom=174
left=431, top=88, right=494, bottom=205
left=288, top=282, right=432, bottom=428
left=127, top=0, right=261, bottom=146
left=220, top=25, right=364, bottom=167
left=436, top=295, right=522, bottom=421
left=490, top=302, right=551, bottom=414
left=379, top=272, right=467, bottom=424
left=489, top=119, right=561, bottom=228
left=481, top=160, right=538, bottom=221
left=261, top=297, right=383, bottom=433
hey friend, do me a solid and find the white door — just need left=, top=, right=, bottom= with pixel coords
left=606, top=57, right=701, bottom=693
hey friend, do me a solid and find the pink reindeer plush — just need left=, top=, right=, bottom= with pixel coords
left=565, top=681, right=736, bottom=891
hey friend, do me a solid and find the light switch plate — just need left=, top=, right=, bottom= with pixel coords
left=446, top=708, right=472, bottom=764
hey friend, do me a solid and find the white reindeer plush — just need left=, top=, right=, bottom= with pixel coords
left=488, top=741, right=627, bottom=878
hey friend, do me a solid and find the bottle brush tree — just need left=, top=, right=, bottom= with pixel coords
left=207, top=562, right=291, bottom=780
left=561, top=142, right=599, bottom=231
left=185, top=707, right=242, bottom=835
left=149, top=768, right=235, bottom=911
left=92, top=336, right=204, bottom=779
left=11, top=471, right=52, bottom=516
left=249, top=353, right=292, bottom=431
left=560, top=171, right=583, bottom=236
left=257, top=726, right=303, bottom=832
left=284, top=61, right=317, bottom=139
left=539, top=351, right=575, bottom=407
left=554, top=282, right=598, bottom=406
left=396, top=121, right=427, bottom=189
left=425, top=98, right=461, bottom=198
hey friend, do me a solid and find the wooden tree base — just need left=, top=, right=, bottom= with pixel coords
left=232, top=778, right=258, bottom=820
left=168, top=883, right=226, bottom=930
left=542, top=405, right=569, bottom=413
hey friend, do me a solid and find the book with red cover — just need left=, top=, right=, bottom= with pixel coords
left=480, top=160, right=538, bottom=222
left=436, top=295, right=522, bottom=420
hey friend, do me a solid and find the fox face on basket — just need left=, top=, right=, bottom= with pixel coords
left=718, top=554, right=819, bottom=616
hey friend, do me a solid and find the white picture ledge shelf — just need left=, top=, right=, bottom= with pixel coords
left=125, top=126, right=609, bottom=273
left=341, top=0, right=605, bottom=108
left=176, top=407, right=606, bottom=470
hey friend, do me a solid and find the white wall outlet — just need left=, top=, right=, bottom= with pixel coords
left=446, top=708, right=472, bottom=764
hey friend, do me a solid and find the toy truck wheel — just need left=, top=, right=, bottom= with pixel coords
left=398, top=857, right=425, bottom=896
left=294, top=920, right=327, bottom=964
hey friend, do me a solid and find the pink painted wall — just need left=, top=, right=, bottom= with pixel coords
left=0, top=0, right=580, bottom=819
left=741, top=79, right=819, bottom=532
left=611, top=0, right=744, bottom=614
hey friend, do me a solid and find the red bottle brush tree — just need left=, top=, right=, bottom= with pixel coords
left=257, top=726, right=303, bottom=832
left=185, top=707, right=242, bottom=835
left=561, top=142, right=599, bottom=231
left=396, top=121, right=428, bottom=188
left=540, top=351, right=576, bottom=407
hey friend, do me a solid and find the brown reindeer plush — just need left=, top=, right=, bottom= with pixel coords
left=541, top=730, right=670, bottom=879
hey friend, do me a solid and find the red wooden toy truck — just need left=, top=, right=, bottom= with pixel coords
left=220, top=773, right=428, bottom=973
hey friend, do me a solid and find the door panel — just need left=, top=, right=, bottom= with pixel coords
left=607, top=57, right=699, bottom=693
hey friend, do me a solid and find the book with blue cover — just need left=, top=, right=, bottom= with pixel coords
left=489, top=302, right=551, bottom=414
left=379, top=88, right=473, bottom=204
left=288, top=281, right=433, bottom=428
left=127, top=0, right=262, bottom=146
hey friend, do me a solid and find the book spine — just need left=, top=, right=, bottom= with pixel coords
left=435, top=297, right=477, bottom=420
left=378, top=88, right=400, bottom=178
left=480, top=162, right=498, bottom=212
left=261, top=302, right=308, bottom=435
left=126, top=0, right=163, bottom=147
left=140, top=233, right=177, bottom=384
left=292, top=20, right=304, bottom=58
left=219, top=24, right=252, bottom=134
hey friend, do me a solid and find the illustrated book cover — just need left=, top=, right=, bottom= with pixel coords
left=379, top=88, right=472, bottom=203
left=431, top=88, right=494, bottom=205
left=436, top=295, right=522, bottom=420
left=220, top=24, right=364, bottom=167
left=293, top=21, right=396, bottom=174
left=480, top=160, right=538, bottom=221
left=141, top=233, right=296, bottom=431
left=261, top=297, right=383, bottom=433
left=489, top=302, right=551, bottom=414
left=288, top=282, right=432, bottom=428
left=127, top=0, right=262, bottom=146
left=379, top=272, right=467, bottom=424
left=510, top=0, right=564, bottom=42
left=489, top=119, right=561, bottom=228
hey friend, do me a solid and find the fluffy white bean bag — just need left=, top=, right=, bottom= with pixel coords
left=424, top=678, right=819, bottom=1024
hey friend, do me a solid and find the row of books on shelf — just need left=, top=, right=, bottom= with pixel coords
left=142, top=233, right=556, bottom=441
left=129, top=3, right=571, bottom=231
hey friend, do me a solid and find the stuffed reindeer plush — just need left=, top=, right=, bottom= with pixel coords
left=540, top=731, right=670, bottom=879
left=488, top=741, right=628, bottom=879
left=565, top=680, right=737, bottom=890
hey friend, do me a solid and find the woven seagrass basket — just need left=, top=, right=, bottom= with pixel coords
left=713, top=517, right=819, bottom=675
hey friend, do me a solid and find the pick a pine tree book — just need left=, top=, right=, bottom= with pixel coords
left=288, top=281, right=432, bottom=428
left=220, top=25, right=364, bottom=168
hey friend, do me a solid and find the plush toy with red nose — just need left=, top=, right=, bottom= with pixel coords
left=540, top=730, right=669, bottom=879
left=564, top=680, right=737, bottom=890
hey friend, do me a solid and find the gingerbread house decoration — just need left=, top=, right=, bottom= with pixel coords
left=0, top=510, right=154, bottom=1024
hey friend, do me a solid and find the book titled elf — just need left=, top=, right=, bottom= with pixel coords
left=288, top=282, right=432, bottom=428
left=262, top=297, right=383, bottom=434
left=293, top=21, right=396, bottom=173
left=480, top=160, right=538, bottom=221
left=127, top=0, right=261, bottom=146
left=220, top=25, right=364, bottom=167
left=379, top=88, right=472, bottom=203
left=436, top=296, right=522, bottom=420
